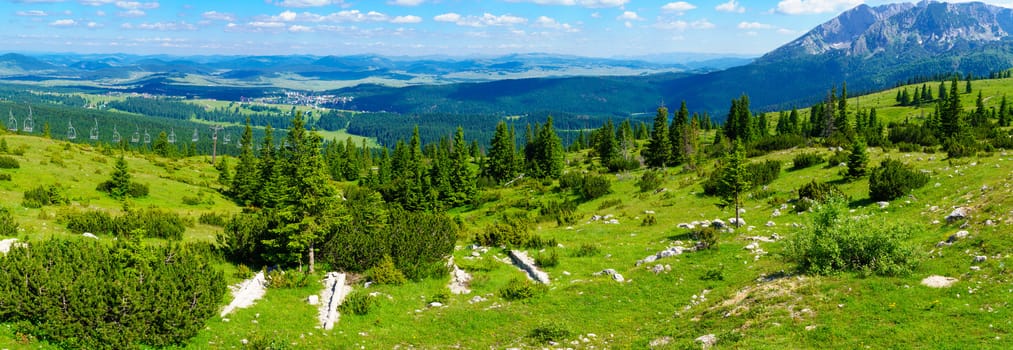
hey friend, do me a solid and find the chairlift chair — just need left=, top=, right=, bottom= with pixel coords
left=131, top=126, right=140, bottom=143
left=67, top=120, right=77, bottom=140
left=223, top=133, right=231, bottom=145
left=89, top=119, right=99, bottom=140
left=192, top=128, right=199, bottom=142
left=7, top=110, right=16, bottom=132
left=143, top=129, right=151, bottom=144
left=22, top=105, right=33, bottom=133
left=168, top=128, right=176, bottom=144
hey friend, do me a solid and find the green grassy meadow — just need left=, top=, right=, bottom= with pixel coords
left=2, top=78, right=1013, bottom=348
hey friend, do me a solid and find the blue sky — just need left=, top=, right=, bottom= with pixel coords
left=2, top=0, right=1010, bottom=57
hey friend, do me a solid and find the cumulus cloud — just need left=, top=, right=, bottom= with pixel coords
left=118, top=9, right=145, bottom=17
left=506, top=0, right=628, bottom=8
left=617, top=11, right=642, bottom=21
left=737, top=21, right=772, bottom=29
left=662, top=2, right=696, bottom=13
left=533, top=16, right=578, bottom=32
left=86, top=21, right=103, bottom=28
left=288, top=24, right=313, bottom=32
left=391, top=15, right=422, bottom=24
left=202, top=11, right=235, bottom=22
left=270, top=0, right=342, bottom=7
left=654, top=18, right=713, bottom=30
left=115, top=1, right=159, bottom=10
left=259, top=10, right=392, bottom=23
left=79, top=0, right=117, bottom=6
left=434, top=12, right=526, bottom=27
left=49, top=19, right=77, bottom=26
left=776, top=0, right=863, bottom=15
left=715, top=0, right=745, bottom=13
left=388, top=0, right=423, bottom=5
left=122, top=21, right=196, bottom=30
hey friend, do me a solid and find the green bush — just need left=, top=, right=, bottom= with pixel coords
left=636, top=169, right=664, bottom=193
left=535, top=249, right=559, bottom=268
left=22, top=184, right=69, bottom=208
left=264, top=269, right=311, bottom=289
left=234, top=264, right=253, bottom=279
left=796, top=180, right=846, bottom=212
left=784, top=198, right=918, bottom=276
left=558, top=172, right=584, bottom=191
left=96, top=180, right=149, bottom=198
left=537, top=200, right=578, bottom=226
left=368, top=255, right=407, bottom=285
left=0, top=155, right=19, bottom=169
left=0, top=173, right=10, bottom=181
left=691, top=226, right=720, bottom=250
left=746, top=160, right=782, bottom=188
left=339, top=291, right=374, bottom=316
left=63, top=210, right=116, bottom=235
left=596, top=198, right=622, bottom=210
left=0, top=239, right=226, bottom=349
left=579, top=173, right=611, bottom=199
left=529, top=322, right=572, bottom=344
left=701, top=265, right=725, bottom=281
left=825, top=151, right=848, bottom=167
left=868, top=159, right=930, bottom=201
left=498, top=278, right=541, bottom=301
left=791, top=152, right=823, bottom=170
left=573, top=243, right=600, bottom=257
left=198, top=212, right=228, bottom=227
left=0, top=207, right=18, bottom=237
left=641, top=214, right=657, bottom=226
left=117, top=207, right=187, bottom=240
left=475, top=217, right=548, bottom=249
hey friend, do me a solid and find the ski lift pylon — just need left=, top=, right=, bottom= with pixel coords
left=22, top=105, right=33, bottom=133
left=112, top=125, right=121, bottom=143
left=7, top=110, right=16, bottom=132
left=191, top=128, right=199, bottom=142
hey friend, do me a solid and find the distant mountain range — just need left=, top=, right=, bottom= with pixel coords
left=4, top=1, right=1013, bottom=118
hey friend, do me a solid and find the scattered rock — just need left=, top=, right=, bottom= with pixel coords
left=319, top=272, right=352, bottom=330
left=82, top=232, right=98, bottom=239
left=428, top=302, right=443, bottom=308
left=728, top=217, right=746, bottom=227
left=877, top=201, right=889, bottom=209
left=765, top=221, right=776, bottom=227
left=744, top=242, right=759, bottom=251
left=637, top=246, right=689, bottom=266
left=695, top=334, right=717, bottom=349
left=594, top=269, right=625, bottom=282
left=974, top=256, right=987, bottom=263
left=678, top=223, right=695, bottom=229
left=468, top=295, right=487, bottom=304
left=770, top=233, right=782, bottom=241
left=711, top=219, right=726, bottom=229
left=649, top=336, right=673, bottom=348
left=985, top=219, right=996, bottom=226
left=737, top=208, right=746, bottom=214
left=0, top=238, right=21, bottom=254
left=921, top=275, right=958, bottom=288
left=946, top=207, right=969, bottom=224
left=771, top=209, right=781, bottom=217
left=805, top=325, right=818, bottom=331
left=947, top=230, right=969, bottom=243
left=307, top=295, right=319, bottom=305
left=645, top=210, right=656, bottom=215
left=448, top=259, right=472, bottom=295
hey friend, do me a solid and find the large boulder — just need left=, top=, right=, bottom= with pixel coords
left=945, top=207, right=969, bottom=224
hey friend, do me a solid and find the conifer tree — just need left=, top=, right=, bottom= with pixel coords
left=232, top=118, right=259, bottom=205
left=999, top=95, right=1009, bottom=127
left=939, top=80, right=948, bottom=101
left=645, top=106, right=672, bottom=168
left=257, top=124, right=282, bottom=208
left=486, top=121, right=517, bottom=183
left=719, top=140, right=750, bottom=227
left=846, top=138, right=869, bottom=181
left=594, top=119, right=619, bottom=171
left=940, top=77, right=962, bottom=138
left=153, top=131, right=172, bottom=157
left=526, top=116, right=565, bottom=179
left=449, top=126, right=477, bottom=206
left=110, top=154, right=131, bottom=199
left=670, top=101, right=689, bottom=164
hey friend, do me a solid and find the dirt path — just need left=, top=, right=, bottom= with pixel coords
left=220, top=271, right=267, bottom=317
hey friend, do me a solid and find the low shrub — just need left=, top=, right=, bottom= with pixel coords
left=537, top=200, right=578, bottom=226
left=791, top=152, right=823, bottom=170
left=868, top=159, right=930, bottom=201
left=747, top=160, right=782, bottom=188
left=198, top=212, right=228, bottom=227
left=117, top=207, right=187, bottom=240
left=641, top=214, right=657, bottom=226
left=579, top=173, right=611, bottom=199
left=558, top=172, right=584, bottom=191
left=498, top=278, right=541, bottom=301
left=0, top=173, right=10, bottom=181
left=535, top=249, right=559, bottom=268
left=63, top=210, right=116, bottom=235
left=597, top=198, right=622, bottom=210
left=825, top=151, right=848, bottom=167
left=784, top=198, right=918, bottom=276
left=264, top=269, right=311, bottom=289
left=0, top=207, right=18, bottom=236
left=636, top=169, right=664, bottom=193
left=0, top=155, right=19, bottom=169
left=573, top=243, right=600, bottom=257
left=529, top=322, right=572, bottom=344
left=368, top=255, right=407, bottom=285
left=22, top=184, right=69, bottom=208
left=234, top=264, right=253, bottom=279
left=691, top=226, right=720, bottom=250
left=340, top=291, right=374, bottom=316
left=795, top=180, right=846, bottom=212
left=96, top=180, right=149, bottom=198
left=701, top=265, right=725, bottom=281
left=475, top=217, right=548, bottom=249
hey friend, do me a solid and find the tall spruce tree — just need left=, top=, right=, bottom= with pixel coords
left=670, top=101, right=689, bottom=164
left=486, top=121, right=517, bottom=183
left=645, top=106, right=672, bottom=168
left=846, top=138, right=869, bottom=181
left=449, top=126, right=477, bottom=206
left=940, top=76, right=962, bottom=139
left=719, top=140, right=751, bottom=227
left=594, top=119, right=620, bottom=171
left=232, top=118, right=259, bottom=205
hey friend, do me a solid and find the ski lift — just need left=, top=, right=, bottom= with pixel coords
left=22, top=105, right=33, bottom=133
left=67, top=120, right=77, bottom=140
left=131, top=126, right=140, bottom=143
left=89, top=119, right=99, bottom=140
left=143, top=129, right=151, bottom=144
left=7, top=110, right=16, bottom=132
left=191, top=128, right=199, bottom=142
left=112, top=125, right=121, bottom=143
left=223, top=133, right=231, bottom=145
left=168, top=128, right=176, bottom=144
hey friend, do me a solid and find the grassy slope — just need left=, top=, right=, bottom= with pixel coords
left=3, top=79, right=1013, bottom=349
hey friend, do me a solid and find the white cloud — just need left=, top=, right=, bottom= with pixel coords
left=122, top=21, right=196, bottom=30
left=49, top=19, right=77, bottom=26
left=288, top=24, right=312, bottom=32
left=654, top=18, right=713, bottom=30
left=118, top=9, right=145, bottom=17
left=16, top=10, right=49, bottom=16
left=96, top=10, right=106, bottom=16
left=715, top=0, right=745, bottom=13
left=258, top=10, right=393, bottom=23
left=506, top=0, right=628, bottom=8
left=775, top=0, right=863, bottom=15
left=86, top=21, right=102, bottom=28
left=271, top=0, right=342, bottom=7
left=388, top=0, right=423, bottom=5
left=79, top=0, right=116, bottom=6
left=391, top=15, right=422, bottom=24
left=115, top=1, right=159, bottom=10
left=248, top=21, right=286, bottom=28
left=617, top=11, right=642, bottom=21
left=534, top=15, right=577, bottom=32
left=737, top=21, right=772, bottom=29
left=202, top=11, right=235, bottom=22
left=662, top=2, right=696, bottom=13
left=434, top=12, right=526, bottom=27
left=279, top=10, right=298, bottom=21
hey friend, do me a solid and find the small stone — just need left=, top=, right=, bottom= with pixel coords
left=805, top=325, right=817, bottom=331
left=971, top=266, right=981, bottom=271
left=946, top=207, right=969, bottom=224
left=695, top=334, right=717, bottom=349
left=765, top=221, right=776, bottom=227
left=877, top=201, right=889, bottom=209
left=241, top=339, right=249, bottom=345
left=921, top=275, right=958, bottom=288
left=307, top=295, right=319, bottom=305
left=82, top=232, right=98, bottom=239
left=744, top=242, right=759, bottom=251
left=429, top=301, right=443, bottom=308
left=771, top=209, right=781, bottom=217
left=948, top=230, right=969, bottom=243
left=974, top=256, right=987, bottom=263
